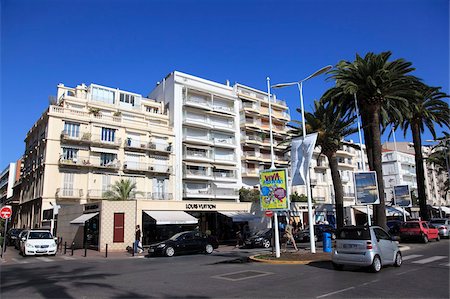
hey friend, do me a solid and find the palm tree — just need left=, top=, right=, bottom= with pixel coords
left=324, top=51, right=416, bottom=228
left=290, top=99, right=359, bottom=229
left=103, top=179, right=141, bottom=201
left=399, top=84, right=449, bottom=220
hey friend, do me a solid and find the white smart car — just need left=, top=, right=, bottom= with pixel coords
left=20, top=230, right=57, bottom=257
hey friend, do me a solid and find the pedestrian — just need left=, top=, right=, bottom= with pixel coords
left=283, top=219, right=298, bottom=252
left=135, top=225, right=143, bottom=254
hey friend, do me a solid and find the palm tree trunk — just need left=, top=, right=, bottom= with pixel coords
left=366, top=106, right=387, bottom=230
left=361, top=110, right=374, bottom=170
left=326, top=153, right=345, bottom=229
left=411, top=121, right=429, bottom=221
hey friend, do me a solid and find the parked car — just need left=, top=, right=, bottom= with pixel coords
left=428, top=218, right=450, bottom=238
left=296, top=224, right=336, bottom=242
left=386, top=220, right=403, bottom=236
left=19, top=230, right=57, bottom=256
left=332, top=225, right=402, bottom=273
left=15, top=230, right=28, bottom=250
left=6, top=228, right=23, bottom=246
left=244, top=228, right=273, bottom=248
left=399, top=221, right=440, bottom=243
left=148, top=231, right=216, bottom=257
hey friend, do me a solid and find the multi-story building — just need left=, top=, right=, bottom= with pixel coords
left=18, top=83, right=175, bottom=249
left=235, top=83, right=290, bottom=187
left=0, top=162, right=17, bottom=206
left=423, top=145, right=449, bottom=208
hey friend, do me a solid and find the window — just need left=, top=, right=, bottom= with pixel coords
left=63, top=173, right=74, bottom=196
left=62, top=148, right=78, bottom=161
left=119, top=93, right=135, bottom=106
left=374, top=228, right=390, bottom=240
left=146, top=106, right=159, bottom=113
left=100, top=153, right=116, bottom=166
left=113, top=213, right=125, bottom=242
left=64, top=122, right=80, bottom=137
left=102, top=175, right=111, bottom=192
left=92, top=86, right=115, bottom=104
left=101, top=128, right=116, bottom=142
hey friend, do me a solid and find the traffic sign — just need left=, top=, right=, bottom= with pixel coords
left=0, top=205, right=12, bottom=219
left=264, top=210, right=274, bottom=218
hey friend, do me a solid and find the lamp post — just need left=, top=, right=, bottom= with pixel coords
left=271, top=65, right=332, bottom=254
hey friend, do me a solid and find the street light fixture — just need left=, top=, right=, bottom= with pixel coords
left=271, top=65, right=332, bottom=254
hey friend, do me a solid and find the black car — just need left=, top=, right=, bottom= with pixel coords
left=15, top=230, right=28, bottom=249
left=244, top=228, right=273, bottom=248
left=387, top=220, right=403, bottom=236
left=6, top=228, right=23, bottom=246
left=295, top=224, right=336, bottom=242
left=148, top=231, right=216, bottom=257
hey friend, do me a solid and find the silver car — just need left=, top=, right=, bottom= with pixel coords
left=331, top=226, right=402, bottom=272
left=429, top=218, right=450, bottom=238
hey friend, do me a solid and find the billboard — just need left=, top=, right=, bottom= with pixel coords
left=394, top=185, right=412, bottom=207
left=259, top=168, right=289, bottom=211
left=291, top=133, right=318, bottom=186
left=354, top=171, right=380, bottom=205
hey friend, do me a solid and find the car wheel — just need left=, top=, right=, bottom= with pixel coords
left=165, top=246, right=175, bottom=257
left=423, top=235, right=428, bottom=244
left=262, top=239, right=271, bottom=249
left=394, top=252, right=402, bottom=267
left=370, top=255, right=382, bottom=273
left=332, top=262, right=343, bottom=270
left=436, top=235, right=440, bottom=242
left=205, top=244, right=213, bottom=254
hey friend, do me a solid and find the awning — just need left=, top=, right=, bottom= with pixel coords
left=352, top=206, right=410, bottom=217
left=219, top=211, right=258, bottom=222
left=213, top=165, right=237, bottom=170
left=213, top=183, right=240, bottom=189
left=70, top=212, right=99, bottom=224
left=144, top=211, right=198, bottom=225
left=183, top=161, right=212, bottom=167
left=90, top=147, right=118, bottom=154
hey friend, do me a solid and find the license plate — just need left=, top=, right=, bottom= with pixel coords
left=37, top=251, right=46, bottom=253
left=149, top=249, right=155, bottom=252
left=343, top=244, right=357, bottom=249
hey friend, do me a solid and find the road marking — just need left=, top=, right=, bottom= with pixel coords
left=412, top=256, right=446, bottom=264
left=11, top=258, right=29, bottom=264
left=402, top=254, right=423, bottom=261
left=36, top=257, right=53, bottom=262
left=212, top=270, right=273, bottom=282
left=316, top=287, right=355, bottom=298
left=440, top=263, right=450, bottom=267
left=60, top=256, right=76, bottom=260
left=395, top=268, right=420, bottom=276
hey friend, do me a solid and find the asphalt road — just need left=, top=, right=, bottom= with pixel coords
left=1, top=240, right=448, bottom=299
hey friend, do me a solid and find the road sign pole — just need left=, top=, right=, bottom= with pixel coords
left=273, top=212, right=281, bottom=258
left=1, top=218, right=8, bottom=258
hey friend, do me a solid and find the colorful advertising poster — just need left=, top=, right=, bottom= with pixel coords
left=394, top=185, right=412, bottom=207
left=259, top=168, right=289, bottom=211
left=354, top=171, right=380, bottom=205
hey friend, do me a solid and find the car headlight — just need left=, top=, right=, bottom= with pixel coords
left=157, top=243, right=165, bottom=248
left=26, top=243, right=34, bottom=248
left=255, top=237, right=263, bottom=241
left=49, top=243, right=56, bottom=248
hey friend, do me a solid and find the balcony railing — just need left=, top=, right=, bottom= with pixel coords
left=343, top=193, right=355, bottom=197
left=215, top=189, right=239, bottom=196
left=123, top=162, right=171, bottom=174
left=60, top=131, right=92, bottom=143
left=183, top=188, right=212, bottom=196
left=212, top=137, right=235, bottom=146
left=212, top=104, right=234, bottom=114
left=184, top=167, right=210, bottom=177
left=184, top=95, right=212, bottom=108
left=56, top=188, right=83, bottom=198
left=184, top=149, right=211, bottom=159
left=90, top=134, right=122, bottom=147
left=213, top=171, right=236, bottom=179
left=148, top=192, right=173, bottom=200
left=242, top=135, right=262, bottom=143
left=59, top=156, right=93, bottom=167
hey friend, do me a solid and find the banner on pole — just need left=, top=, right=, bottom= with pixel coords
left=291, top=133, right=318, bottom=186
left=393, top=185, right=412, bottom=207
left=354, top=171, right=380, bottom=205
left=259, top=168, right=289, bottom=211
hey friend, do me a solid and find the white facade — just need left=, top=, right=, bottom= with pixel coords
left=0, top=162, right=17, bottom=205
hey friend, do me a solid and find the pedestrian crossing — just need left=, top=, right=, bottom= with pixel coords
left=403, top=254, right=448, bottom=266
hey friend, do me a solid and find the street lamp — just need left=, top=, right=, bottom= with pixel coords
left=271, top=65, right=332, bottom=254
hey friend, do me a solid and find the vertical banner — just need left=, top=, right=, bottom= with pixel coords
left=260, top=168, right=289, bottom=211
left=394, top=185, right=412, bottom=207
left=291, top=133, right=318, bottom=186
left=354, top=171, right=380, bottom=205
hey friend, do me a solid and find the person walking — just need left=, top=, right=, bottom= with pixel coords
left=283, top=219, right=298, bottom=252
left=135, top=225, right=143, bottom=254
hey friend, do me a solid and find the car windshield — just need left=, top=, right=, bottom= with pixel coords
left=9, top=229, right=22, bottom=236
left=28, top=232, right=53, bottom=239
left=430, top=220, right=446, bottom=225
left=255, top=229, right=270, bottom=236
left=336, top=228, right=371, bottom=240
left=169, top=232, right=188, bottom=241
left=402, top=222, right=419, bottom=228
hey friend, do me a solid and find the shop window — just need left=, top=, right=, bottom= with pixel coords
left=113, top=213, right=125, bottom=242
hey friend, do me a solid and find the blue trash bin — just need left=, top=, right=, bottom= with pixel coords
left=323, top=232, right=332, bottom=253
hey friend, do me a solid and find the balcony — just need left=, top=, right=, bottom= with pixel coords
left=183, top=135, right=213, bottom=146
left=183, top=116, right=212, bottom=129
left=213, top=170, right=236, bottom=180
left=183, top=167, right=211, bottom=179
left=90, top=134, right=122, bottom=148
left=184, top=149, right=212, bottom=162
left=242, top=102, right=260, bottom=113
left=212, top=136, right=236, bottom=148
left=183, top=185, right=212, bottom=198
left=148, top=142, right=172, bottom=153
left=343, top=192, right=355, bottom=198
left=212, top=104, right=234, bottom=115
left=60, top=131, right=92, bottom=144
left=86, top=189, right=107, bottom=201
left=89, top=157, right=120, bottom=171
left=59, top=156, right=93, bottom=168
left=148, top=192, right=173, bottom=200
left=184, top=94, right=212, bottom=111
left=241, top=168, right=259, bottom=177
left=56, top=188, right=83, bottom=199
left=242, top=134, right=262, bottom=144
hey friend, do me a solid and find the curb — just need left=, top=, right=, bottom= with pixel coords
left=249, top=254, right=330, bottom=265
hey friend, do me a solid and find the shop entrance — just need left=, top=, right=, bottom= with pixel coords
left=84, top=215, right=99, bottom=250
left=141, top=212, right=197, bottom=245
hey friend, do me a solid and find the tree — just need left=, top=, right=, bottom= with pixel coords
left=290, top=191, right=307, bottom=202
left=239, top=187, right=260, bottom=202
left=399, top=84, right=449, bottom=220
left=325, top=51, right=416, bottom=229
left=103, top=179, right=141, bottom=201
left=290, top=99, right=359, bottom=229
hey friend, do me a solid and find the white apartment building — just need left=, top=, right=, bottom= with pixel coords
left=235, top=83, right=291, bottom=187
left=0, top=162, right=17, bottom=205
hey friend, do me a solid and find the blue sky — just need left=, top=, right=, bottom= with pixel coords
left=1, top=0, right=449, bottom=166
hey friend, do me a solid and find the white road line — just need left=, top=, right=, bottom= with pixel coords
left=412, top=256, right=446, bottom=264
left=316, top=287, right=355, bottom=298
left=36, top=257, right=53, bottom=262
left=60, top=256, right=76, bottom=260
left=395, top=268, right=420, bottom=276
left=11, top=258, right=29, bottom=264
left=402, top=254, right=423, bottom=261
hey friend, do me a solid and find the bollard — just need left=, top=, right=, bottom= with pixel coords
left=64, top=242, right=67, bottom=255
left=84, top=243, right=87, bottom=257
left=105, top=244, right=108, bottom=258
left=59, top=237, right=63, bottom=252
left=132, top=243, right=134, bottom=257
left=71, top=242, right=74, bottom=256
